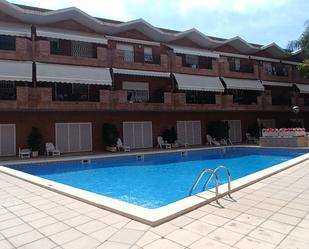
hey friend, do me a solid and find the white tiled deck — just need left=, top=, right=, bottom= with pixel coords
left=0, top=160, right=309, bottom=249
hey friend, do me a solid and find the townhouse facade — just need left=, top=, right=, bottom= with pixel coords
left=0, top=0, right=308, bottom=156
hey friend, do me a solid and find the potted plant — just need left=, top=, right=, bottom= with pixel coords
left=27, top=127, right=42, bottom=157
left=102, top=123, right=119, bottom=152
left=162, top=127, right=177, bottom=147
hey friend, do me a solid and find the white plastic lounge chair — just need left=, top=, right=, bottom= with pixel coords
left=246, top=133, right=258, bottom=144
left=19, top=148, right=31, bottom=159
left=46, top=142, right=61, bottom=156
left=220, top=139, right=228, bottom=146
left=206, top=134, right=220, bottom=146
left=157, top=136, right=172, bottom=149
left=116, top=138, right=130, bottom=152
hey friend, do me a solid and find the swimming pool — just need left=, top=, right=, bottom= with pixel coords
left=7, top=147, right=309, bottom=209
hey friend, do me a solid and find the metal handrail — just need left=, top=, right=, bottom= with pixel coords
left=203, top=165, right=232, bottom=198
left=189, top=169, right=219, bottom=204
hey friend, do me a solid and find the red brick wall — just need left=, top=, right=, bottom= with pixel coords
left=168, top=37, right=202, bottom=48
left=0, top=10, right=23, bottom=23
left=114, top=29, right=153, bottom=41
left=215, top=44, right=241, bottom=54
left=45, top=20, right=97, bottom=33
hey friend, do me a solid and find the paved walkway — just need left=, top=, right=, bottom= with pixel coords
left=0, top=161, right=309, bottom=249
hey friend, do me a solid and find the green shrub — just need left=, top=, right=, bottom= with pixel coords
left=102, top=123, right=119, bottom=146
left=27, top=127, right=42, bottom=151
left=207, top=121, right=229, bottom=140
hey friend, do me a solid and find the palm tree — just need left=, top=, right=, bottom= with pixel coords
left=287, top=20, right=309, bottom=73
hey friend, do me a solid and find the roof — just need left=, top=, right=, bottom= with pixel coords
left=0, top=1, right=301, bottom=60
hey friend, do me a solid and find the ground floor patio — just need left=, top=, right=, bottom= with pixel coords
left=0, top=158, right=308, bottom=248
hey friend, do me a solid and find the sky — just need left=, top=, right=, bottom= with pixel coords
left=8, top=0, right=309, bottom=48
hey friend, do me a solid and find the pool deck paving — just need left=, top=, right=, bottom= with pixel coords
left=0, top=160, right=308, bottom=249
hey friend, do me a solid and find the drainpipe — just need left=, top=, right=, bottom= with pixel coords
left=31, top=25, right=37, bottom=88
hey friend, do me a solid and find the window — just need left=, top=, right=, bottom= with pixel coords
left=122, top=82, right=149, bottom=103
left=234, top=58, right=241, bottom=71
left=71, top=41, right=95, bottom=58
left=265, top=63, right=289, bottom=76
left=185, top=54, right=198, bottom=68
left=0, top=35, right=16, bottom=51
left=0, top=81, right=16, bottom=100
left=116, top=43, right=134, bottom=62
left=144, top=47, right=153, bottom=62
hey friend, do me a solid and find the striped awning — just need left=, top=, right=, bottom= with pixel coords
left=173, top=73, right=224, bottom=92
left=112, top=68, right=171, bottom=78
left=167, top=45, right=220, bottom=58
left=0, top=22, right=31, bottom=37
left=296, top=84, right=309, bottom=94
left=222, top=77, right=264, bottom=91
left=36, top=63, right=112, bottom=85
left=0, top=60, right=32, bottom=81
left=262, top=81, right=293, bottom=87
left=36, top=27, right=107, bottom=44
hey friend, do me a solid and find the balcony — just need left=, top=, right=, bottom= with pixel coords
left=174, top=55, right=219, bottom=76
left=1, top=86, right=308, bottom=112
left=261, top=63, right=292, bottom=82
left=219, top=60, right=259, bottom=79
left=111, top=49, right=168, bottom=72
left=292, top=70, right=309, bottom=84
left=35, top=40, right=108, bottom=67
left=0, top=37, right=32, bottom=61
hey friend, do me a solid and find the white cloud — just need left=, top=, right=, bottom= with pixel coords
left=175, top=0, right=289, bottom=14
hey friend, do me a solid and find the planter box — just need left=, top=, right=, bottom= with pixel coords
left=262, top=131, right=278, bottom=137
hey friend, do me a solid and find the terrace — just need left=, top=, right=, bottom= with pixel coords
left=0, top=152, right=308, bottom=248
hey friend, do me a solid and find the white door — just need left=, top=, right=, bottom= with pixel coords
left=55, top=123, right=92, bottom=153
left=258, top=119, right=276, bottom=128
left=226, top=120, right=242, bottom=143
left=123, top=121, right=153, bottom=149
left=177, top=120, right=201, bottom=145
left=0, top=124, right=16, bottom=156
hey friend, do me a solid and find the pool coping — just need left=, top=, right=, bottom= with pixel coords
left=0, top=146, right=309, bottom=226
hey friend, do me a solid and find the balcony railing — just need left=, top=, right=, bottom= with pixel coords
left=265, top=67, right=289, bottom=77
left=185, top=91, right=216, bottom=104
left=182, top=56, right=213, bottom=70
left=272, top=96, right=292, bottom=106
left=117, top=50, right=161, bottom=64
left=50, top=39, right=96, bottom=58
left=0, top=82, right=16, bottom=100
left=0, top=35, right=16, bottom=51
left=229, top=62, right=254, bottom=73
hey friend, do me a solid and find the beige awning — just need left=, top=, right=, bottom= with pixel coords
left=36, top=63, right=112, bottom=85
left=296, top=84, right=309, bottom=94
left=36, top=27, right=107, bottom=44
left=0, top=22, right=31, bottom=37
left=167, top=45, right=220, bottom=58
left=0, top=60, right=32, bottom=81
left=222, top=77, right=264, bottom=91
left=262, top=81, right=293, bottom=87
left=112, top=68, right=171, bottom=78
left=173, top=73, right=224, bottom=92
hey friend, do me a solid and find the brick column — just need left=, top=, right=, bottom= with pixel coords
left=100, top=90, right=111, bottom=104
left=160, top=54, right=168, bottom=69
left=16, top=86, right=29, bottom=102
left=215, top=94, right=222, bottom=105
left=36, top=40, right=50, bottom=57
left=164, top=92, right=172, bottom=104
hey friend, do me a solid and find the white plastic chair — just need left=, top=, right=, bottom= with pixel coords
left=116, top=138, right=130, bottom=152
left=246, top=133, right=258, bottom=144
left=206, top=134, right=220, bottom=146
left=45, top=142, right=61, bottom=156
left=157, top=136, right=171, bottom=149
left=19, top=148, right=31, bottom=159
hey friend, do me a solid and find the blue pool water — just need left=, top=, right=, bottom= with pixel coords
left=9, top=147, right=308, bottom=208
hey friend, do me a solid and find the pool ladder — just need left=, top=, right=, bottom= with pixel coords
left=189, top=166, right=232, bottom=204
